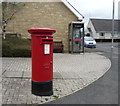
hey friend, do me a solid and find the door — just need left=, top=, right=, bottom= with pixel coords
left=69, top=22, right=84, bottom=53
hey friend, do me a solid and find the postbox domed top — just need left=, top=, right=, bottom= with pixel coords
left=28, top=28, right=56, bottom=36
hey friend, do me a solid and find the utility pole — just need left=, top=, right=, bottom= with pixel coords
left=111, top=0, right=115, bottom=49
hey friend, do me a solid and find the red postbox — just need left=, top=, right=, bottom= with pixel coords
left=28, top=28, right=56, bottom=96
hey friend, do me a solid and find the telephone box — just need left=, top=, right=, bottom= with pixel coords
left=68, top=22, right=84, bottom=53
left=28, top=28, right=56, bottom=96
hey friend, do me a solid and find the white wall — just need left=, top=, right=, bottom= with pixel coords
left=87, top=20, right=99, bottom=39
left=96, top=32, right=120, bottom=39
left=87, top=19, right=120, bottom=39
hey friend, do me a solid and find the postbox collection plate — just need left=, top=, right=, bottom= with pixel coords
left=44, top=44, right=50, bottom=54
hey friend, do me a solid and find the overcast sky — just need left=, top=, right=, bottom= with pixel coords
left=1, top=0, right=119, bottom=27
left=67, top=0, right=120, bottom=27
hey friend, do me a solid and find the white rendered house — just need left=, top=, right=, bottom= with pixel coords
left=87, top=19, right=120, bottom=40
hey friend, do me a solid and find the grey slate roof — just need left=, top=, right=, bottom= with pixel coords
left=90, top=19, right=120, bottom=32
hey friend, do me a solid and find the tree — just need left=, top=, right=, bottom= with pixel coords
left=1, top=2, right=25, bottom=39
left=1, top=2, right=16, bottom=39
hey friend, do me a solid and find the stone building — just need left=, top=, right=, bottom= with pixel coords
left=6, top=1, right=83, bottom=52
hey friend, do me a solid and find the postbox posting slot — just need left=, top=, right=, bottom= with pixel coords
left=42, top=39, right=53, bottom=41
left=40, top=38, right=53, bottom=44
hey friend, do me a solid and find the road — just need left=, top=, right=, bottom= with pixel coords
left=47, top=43, right=119, bottom=104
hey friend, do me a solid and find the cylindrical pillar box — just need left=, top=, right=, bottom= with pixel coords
left=28, top=28, right=56, bottom=96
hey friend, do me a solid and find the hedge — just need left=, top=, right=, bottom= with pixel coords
left=2, top=37, right=31, bottom=57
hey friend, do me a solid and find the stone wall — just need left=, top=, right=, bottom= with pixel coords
left=6, top=2, right=79, bottom=52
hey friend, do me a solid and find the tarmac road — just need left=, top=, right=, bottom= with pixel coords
left=47, top=43, right=119, bottom=104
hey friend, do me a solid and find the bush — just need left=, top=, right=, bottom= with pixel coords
left=2, top=41, right=13, bottom=57
left=12, top=49, right=31, bottom=57
left=2, top=37, right=31, bottom=57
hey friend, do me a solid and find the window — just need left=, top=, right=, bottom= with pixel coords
left=87, top=28, right=93, bottom=34
left=99, top=33, right=105, bottom=36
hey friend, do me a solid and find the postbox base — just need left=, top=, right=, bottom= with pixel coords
left=32, top=81, right=53, bottom=96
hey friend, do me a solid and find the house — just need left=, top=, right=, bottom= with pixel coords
left=87, top=18, right=120, bottom=41
left=5, top=0, right=83, bottom=52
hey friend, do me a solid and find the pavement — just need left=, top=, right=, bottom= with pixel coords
left=2, top=52, right=111, bottom=105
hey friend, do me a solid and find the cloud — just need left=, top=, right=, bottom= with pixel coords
left=68, top=0, right=119, bottom=29
left=68, top=0, right=119, bottom=19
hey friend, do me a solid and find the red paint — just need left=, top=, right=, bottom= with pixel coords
left=28, top=28, right=56, bottom=82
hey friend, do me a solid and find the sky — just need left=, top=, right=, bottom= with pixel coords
left=67, top=0, right=120, bottom=27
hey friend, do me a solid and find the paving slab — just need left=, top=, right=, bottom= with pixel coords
left=2, top=53, right=111, bottom=104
